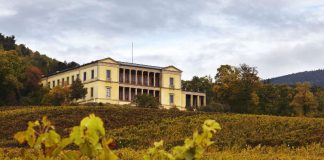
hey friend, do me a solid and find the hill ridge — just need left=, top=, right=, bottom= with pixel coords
left=268, top=69, right=324, bottom=87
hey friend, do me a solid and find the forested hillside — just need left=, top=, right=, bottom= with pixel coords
left=183, top=65, right=324, bottom=117
left=0, top=33, right=79, bottom=75
left=268, top=69, right=324, bottom=87
left=0, top=33, right=79, bottom=105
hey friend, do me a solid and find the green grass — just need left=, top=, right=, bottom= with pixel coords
left=0, top=105, right=324, bottom=159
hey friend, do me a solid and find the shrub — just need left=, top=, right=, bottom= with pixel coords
left=198, top=102, right=230, bottom=112
left=82, top=102, right=106, bottom=106
left=42, top=86, right=70, bottom=106
left=133, top=94, right=160, bottom=109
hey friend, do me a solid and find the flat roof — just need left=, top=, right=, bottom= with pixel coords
left=118, top=61, right=164, bottom=70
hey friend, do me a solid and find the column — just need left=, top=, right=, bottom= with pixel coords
left=135, top=88, right=138, bottom=95
left=153, top=73, right=156, bottom=87
left=153, top=90, right=156, bottom=97
left=142, top=71, right=144, bottom=85
left=197, top=95, right=201, bottom=107
left=135, top=70, right=138, bottom=85
left=147, top=72, right=150, bottom=86
left=129, top=69, right=131, bottom=84
left=204, top=96, right=206, bottom=106
left=122, top=87, right=125, bottom=101
left=141, top=89, right=143, bottom=94
left=129, top=87, right=131, bottom=101
left=190, top=94, right=193, bottom=107
left=123, top=69, right=125, bottom=83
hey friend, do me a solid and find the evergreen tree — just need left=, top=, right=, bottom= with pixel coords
left=70, top=78, right=87, bottom=101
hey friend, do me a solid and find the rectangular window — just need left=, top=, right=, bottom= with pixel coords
left=57, top=80, right=60, bottom=86
left=169, top=77, right=174, bottom=87
left=90, top=87, right=94, bottom=97
left=83, top=72, right=87, bottom=81
left=106, top=87, right=111, bottom=98
left=72, top=75, right=75, bottom=82
left=47, top=82, right=50, bottom=87
left=106, top=70, right=111, bottom=80
left=67, top=77, right=70, bottom=85
left=62, top=78, right=65, bottom=86
left=91, top=70, right=95, bottom=79
left=77, top=74, right=80, bottom=80
left=169, top=94, right=174, bottom=104
left=52, top=81, right=55, bottom=87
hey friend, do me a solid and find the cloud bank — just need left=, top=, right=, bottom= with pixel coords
left=1, top=0, right=324, bottom=79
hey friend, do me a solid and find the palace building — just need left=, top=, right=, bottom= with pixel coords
left=41, top=57, right=206, bottom=109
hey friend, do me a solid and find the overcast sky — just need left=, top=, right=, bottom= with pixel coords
left=1, top=0, right=324, bottom=80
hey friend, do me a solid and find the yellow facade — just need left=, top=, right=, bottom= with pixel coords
left=41, top=57, right=206, bottom=109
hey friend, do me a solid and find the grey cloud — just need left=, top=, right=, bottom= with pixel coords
left=219, top=0, right=324, bottom=32
left=253, top=40, right=324, bottom=78
left=1, top=0, right=324, bottom=79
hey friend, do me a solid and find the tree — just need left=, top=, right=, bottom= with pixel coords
left=0, top=32, right=82, bottom=106
left=237, top=64, right=261, bottom=113
left=133, top=94, right=160, bottom=108
left=214, top=65, right=240, bottom=107
left=276, top=85, right=295, bottom=116
left=0, top=33, right=16, bottom=51
left=182, top=76, right=214, bottom=104
left=42, top=86, right=70, bottom=106
left=314, top=89, right=324, bottom=112
left=214, top=64, right=261, bottom=113
left=290, top=82, right=318, bottom=116
left=19, top=66, right=46, bottom=105
left=20, top=66, right=43, bottom=95
left=0, top=50, right=25, bottom=105
left=256, top=84, right=294, bottom=115
left=70, top=78, right=87, bottom=101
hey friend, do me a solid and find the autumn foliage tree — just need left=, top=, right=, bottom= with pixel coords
left=214, top=65, right=240, bottom=107
left=19, top=66, right=47, bottom=105
left=0, top=33, right=82, bottom=106
left=0, top=50, right=25, bottom=105
left=257, top=84, right=295, bottom=116
left=41, top=78, right=88, bottom=106
left=42, top=86, right=70, bottom=106
left=214, top=64, right=261, bottom=113
left=290, top=82, right=318, bottom=116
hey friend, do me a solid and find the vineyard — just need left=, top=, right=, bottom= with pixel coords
left=0, top=105, right=324, bottom=159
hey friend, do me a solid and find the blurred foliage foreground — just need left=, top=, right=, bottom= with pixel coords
left=4, top=114, right=220, bottom=160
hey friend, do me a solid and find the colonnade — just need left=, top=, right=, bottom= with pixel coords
left=119, top=68, right=160, bottom=87
left=119, top=86, right=160, bottom=101
left=186, top=94, right=206, bottom=107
